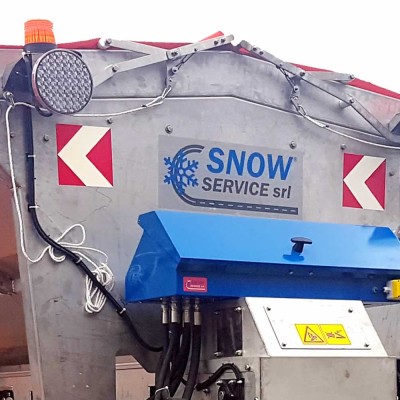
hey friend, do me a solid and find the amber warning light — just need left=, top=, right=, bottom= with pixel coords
left=24, top=19, right=55, bottom=44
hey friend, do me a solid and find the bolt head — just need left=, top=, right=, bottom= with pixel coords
left=245, top=364, right=251, bottom=371
left=340, top=144, right=347, bottom=150
left=364, top=343, right=370, bottom=348
left=289, top=141, right=297, bottom=149
left=281, top=342, right=287, bottom=347
left=43, top=134, right=50, bottom=141
left=112, top=65, right=119, bottom=72
left=107, top=117, right=113, bottom=124
left=165, top=125, right=173, bottom=134
left=235, top=350, right=243, bottom=356
left=348, top=308, right=353, bottom=313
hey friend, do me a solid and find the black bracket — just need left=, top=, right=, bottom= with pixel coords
left=291, top=237, right=312, bottom=254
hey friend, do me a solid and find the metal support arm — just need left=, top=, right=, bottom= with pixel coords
left=240, top=40, right=400, bottom=144
left=93, top=34, right=234, bottom=88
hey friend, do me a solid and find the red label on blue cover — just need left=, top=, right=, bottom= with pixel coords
left=183, top=277, right=208, bottom=293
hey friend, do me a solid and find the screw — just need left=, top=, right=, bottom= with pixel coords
left=214, top=40, right=219, bottom=45
left=389, top=171, right=395, bottom=177
left=221, top=38, right=226, bottom=43
left=105, top=38, right=112, bottom=45
left=107, top=117, right=113, bottom=124
left=259, top=51, right=264, bottom=55
left=340, top=144, right=346, bottom=150
left=348, top=308, right=353, bottom=313
left=171, top=67, right=178, bottom=74
left=364, top=343, right=370, bottom=348
left=234, top=306, right=242, bottom=312
left=349, top=98, right=354, bottom=104
left=290, top=141, right=297, bottom=149
left=281, top=342, right=287, bottom=347
left=235, top=350, right=243, bottom=356
left=300, top=71, right=305, bottom=77
left=43, top=134, right=49, bottom=141
left=245, top=364, right=251, bottom=371
left=253, top=47, right=257, bottom=52
left=214, top=351, right=223, bottom=357
left=9, top=132, right=15, bottom=138
left=171, top=50, right=178, bottom=57
left=165, top=125, right=173, bottom=134
left=293, top=86, right=299, bottom=93
left=112, top=65, right=119, bottom=72
left=266, top=306, right=271, bottom=311
left=309, top=271, right=314, bottom=276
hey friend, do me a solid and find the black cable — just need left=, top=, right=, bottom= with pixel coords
left=156, top=323, right=180, bottom=390
left=169, top=322, right=192, bottom=396
left=182, top=324, right=202, bottom=400
left=195, top=363, right=242, bottom=391
left=20, top=54, right=161, bottom=353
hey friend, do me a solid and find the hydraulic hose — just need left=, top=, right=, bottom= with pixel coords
left=195, top=363, right=242, bottom=391
left=182, top=300, right=202, bottom=400
left=169, top=322, right=191, bottom=396
left=20, top=54, right=161, bottom=353
left=156, top=322, right=181, bottom=390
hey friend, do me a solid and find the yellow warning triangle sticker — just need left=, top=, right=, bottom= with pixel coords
left=303, top=326, right=325, bottom=343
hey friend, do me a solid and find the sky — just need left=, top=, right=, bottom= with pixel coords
left=1, top=0, right=399, bottom=93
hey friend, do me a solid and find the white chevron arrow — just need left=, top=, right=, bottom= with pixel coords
left=58, top=126, right=112, bottom=187
left=343, top=155, right=385, bottom=210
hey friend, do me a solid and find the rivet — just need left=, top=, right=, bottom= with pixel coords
left=281, top=342, right=287, bottom=347
left=364, top=343, right=370, bottom=348
left=43, top=134, right=49, bottom=142
left=107, top=117, right=113, bottom=124
left=112, top=65, right=119, bottom=72
left=340, top=144, right=346, bottom=150
left=165, top=125, right=173, bottom=134
left=348, top=308, right=353, bottom=313
left=290, top=141, right=297, bottom=149
left=389, top=171, right=395, bottom=177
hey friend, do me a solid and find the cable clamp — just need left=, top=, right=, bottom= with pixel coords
left=154, top=386, right=170, bottom=399
left=3, top=91, right=15, bottom=108
left=118, top=307, right=126, bottom=315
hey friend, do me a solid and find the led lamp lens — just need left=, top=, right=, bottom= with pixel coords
left=32, top=49, right=93, bottom=114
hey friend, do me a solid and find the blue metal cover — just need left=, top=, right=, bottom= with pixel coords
left=125, top=210, right=400, bottom=302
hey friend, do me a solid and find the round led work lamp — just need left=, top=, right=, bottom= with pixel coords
left=32, top=49, right=94, bottom=115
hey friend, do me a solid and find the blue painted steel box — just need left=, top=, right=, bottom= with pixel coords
left=125, top=210, right=400, bottom=302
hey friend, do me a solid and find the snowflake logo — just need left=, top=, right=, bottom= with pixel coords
left=164, top=149, right=199, bottom=195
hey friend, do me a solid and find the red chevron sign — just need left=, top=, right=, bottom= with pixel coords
left=56, top=124, right=113, bottom=187
left=343, top=153, right=386, bottom=210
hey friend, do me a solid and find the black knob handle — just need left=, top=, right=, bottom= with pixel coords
left=291, top=237, right=312, bottom=254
